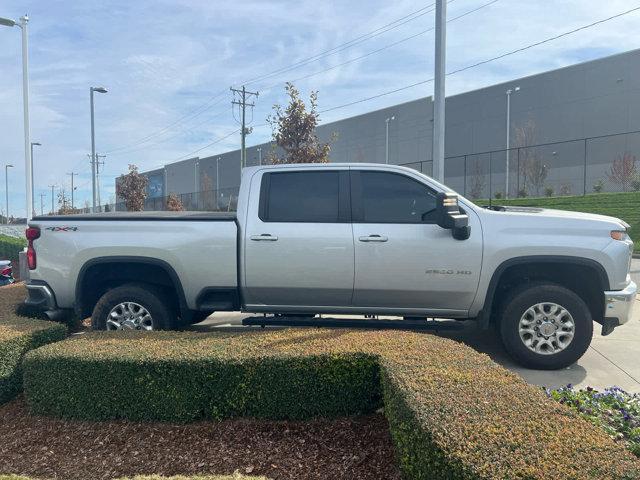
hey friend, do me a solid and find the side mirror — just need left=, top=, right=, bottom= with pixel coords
left=435, top=192, right=470, bottom=240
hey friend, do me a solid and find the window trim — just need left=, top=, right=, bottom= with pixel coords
left=350, top=170, right=439, bottom=224
left=258, top=170, right=351, bottom=223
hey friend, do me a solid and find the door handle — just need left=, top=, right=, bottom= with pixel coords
left=250, top=234, right=278, bottom=241
left=358, top=234, right=388, bottom=242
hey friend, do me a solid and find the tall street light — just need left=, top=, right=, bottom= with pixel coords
left=0, top=14, right=33, bottom=221
left=505, top=86, right=520, bottom=198
left=90, top=86, right=107, bottom=213
left=385, top=116, right=395, bottom=164
left=30, top=141, right=41, bottom=216
left=5, top=164, right=14, bottom=224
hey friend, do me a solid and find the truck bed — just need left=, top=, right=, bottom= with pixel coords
left=33, top=211, right=236, bottom=221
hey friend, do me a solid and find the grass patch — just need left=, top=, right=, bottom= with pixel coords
left=0, top=234, right=25, bottom=263
left=0, top=315, right=66, bottom=404
left=23, top=329, right=640, bottom=479
left=479, top=191, right=640, bottom=251
left=0, top=476, right=266, bottom=480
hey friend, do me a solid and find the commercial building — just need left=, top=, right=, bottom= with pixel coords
left=121, top=48, right=640, bottom=209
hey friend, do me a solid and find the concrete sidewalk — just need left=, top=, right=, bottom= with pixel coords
left=195, top=294, right=640, bottom=393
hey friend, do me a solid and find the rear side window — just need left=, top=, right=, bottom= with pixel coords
left=260, top=171, right=341, bottom=222
left=354, top=171, right=437, bottom=223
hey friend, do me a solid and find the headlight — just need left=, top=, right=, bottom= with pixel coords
left=610, top=230, right=630, bottom=241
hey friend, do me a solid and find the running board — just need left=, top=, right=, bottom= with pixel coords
left=241, top=316, right=464, bottom=331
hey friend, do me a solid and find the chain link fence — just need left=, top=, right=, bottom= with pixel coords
left=400, top=130, right=640, bottom=200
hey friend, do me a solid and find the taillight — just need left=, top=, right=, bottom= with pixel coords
left=25, top=227, right=40, bottom=270
left=0, top=267, right=11, bottom=276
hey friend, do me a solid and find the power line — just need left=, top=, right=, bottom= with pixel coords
left=103, top=92, right=229, bottom=154
left=169, top=128, right=241, bottom=164
left=260, top=0, right=499, bottom=92
left=319, top=5, right=640, bottom=114
left=243, top=2, right=446, bottom=87
left=103, top=3, right=443, bottom=154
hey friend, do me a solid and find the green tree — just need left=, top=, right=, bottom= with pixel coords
left=266, top=82, right=335, bottom=164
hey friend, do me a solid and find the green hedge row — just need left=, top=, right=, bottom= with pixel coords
left=23, top=329, right=640, bottom=479
left=0, top=316, right=66, bottom=404
left=0, top=234, right=25, bottom=262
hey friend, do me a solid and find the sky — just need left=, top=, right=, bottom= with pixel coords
left=1, top=0, right=640, bottom=217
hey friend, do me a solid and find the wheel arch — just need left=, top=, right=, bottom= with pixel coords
left=479, top=255, right=609, bottom=329
left=75, top=256, right=190, bottom=321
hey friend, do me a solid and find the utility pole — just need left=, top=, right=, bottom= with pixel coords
left=48, top=184, right=56, bottom=214
left=90, top=86, right=107, bottom=213
left=39, top=192, right=45, bottom=215
left=385, top=116, right=395, bottom=164
left=67, top=172, right=76, bottom=211
left=231, top=86, right=258, bottom=169
left=432, top=0, right=446, bottom=183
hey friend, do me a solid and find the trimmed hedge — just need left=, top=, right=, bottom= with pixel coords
left=0, top=316, right=66, bottom=404
left=23, top=329, right=640, bottom=479
left=0, top=234, right=25, bottom=262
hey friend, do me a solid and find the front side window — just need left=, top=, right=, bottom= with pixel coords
left=357, top=171, right=437, bottom=223
left=262, top=171, right=340, bottom=222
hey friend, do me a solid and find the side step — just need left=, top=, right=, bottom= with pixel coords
left=241, top=316, right=464, bottom=331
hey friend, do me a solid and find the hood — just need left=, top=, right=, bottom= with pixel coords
left=482, top=205, right=628, bottom=229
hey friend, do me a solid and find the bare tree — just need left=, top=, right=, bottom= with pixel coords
left=116, top=164, right=148, bottom=212
left=514, top=119, right=548, bottom=196
left=468, top=159, right=486, bottom=199
left=200, top=172, right=215, bottom=210
left=607, top=153, right=637, bottom=192
left=266, top=82, right=335, bottom=164
left=56, top=189, right=73, bottom=215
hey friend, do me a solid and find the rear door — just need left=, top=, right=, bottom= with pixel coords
left=350, top=169, right=482, bottom=313
left=243, top=168, right=354, bottom=309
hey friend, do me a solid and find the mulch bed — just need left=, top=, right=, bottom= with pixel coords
left=0, top=399, right=400, bottom=480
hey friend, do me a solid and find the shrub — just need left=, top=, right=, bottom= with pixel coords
left=544, top=185, right=554, bottom=197
left=0, top=316, right=66, bottom=404
left=23, top=329, right=640, bottom=479
left=594, top=179, right=605, bottom=193
left=0, top=234, right=25, bottom=262
left=493, top=191, right=503, bottom=199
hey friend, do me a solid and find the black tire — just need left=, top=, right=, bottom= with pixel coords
left=499, top=282, right=593, bottom=370
left=91, top=283, right=175, bottom=331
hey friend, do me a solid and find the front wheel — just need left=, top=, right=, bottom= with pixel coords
left=499, top=283, right=593, bottom=370
left=91, top=283, right=174, bottom=331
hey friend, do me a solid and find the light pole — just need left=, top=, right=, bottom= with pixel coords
left=30, top=141, right=41, bottom=216
left=0, top=14, right=33, bottom=221
left=505, top=86, right=520, bottom=198
left=385, top=116, right=395, bottom=164
left=257, top=147, right=262, bottom=166
left=216, top=156, right=221, bottom=209
left=90, top=86, right=107, bottom=213
left=4, top=165, right=14, bottom=224
left=432, top=0, right=446, bottom=182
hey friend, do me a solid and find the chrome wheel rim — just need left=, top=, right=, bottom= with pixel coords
left=518, top=302, right=575, bottom=355
left=106, top=302, right=154, bottom=331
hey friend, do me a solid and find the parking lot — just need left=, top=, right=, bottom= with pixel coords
left=195, top=258, right=640, bottom=393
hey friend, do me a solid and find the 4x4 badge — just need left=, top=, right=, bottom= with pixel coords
left=45, top=226, right=78, bottom=232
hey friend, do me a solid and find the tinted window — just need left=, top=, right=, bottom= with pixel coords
left=264, top=171, right=340, bottom=222
left=358, top=171, right=437, bottom=223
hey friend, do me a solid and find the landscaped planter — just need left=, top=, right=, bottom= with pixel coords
left=23, top=329, right=640, bottom=479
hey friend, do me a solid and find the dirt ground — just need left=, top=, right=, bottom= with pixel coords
left=0, top=283, right=401, bottom=480
left=0, top=400, right=400, bottom=480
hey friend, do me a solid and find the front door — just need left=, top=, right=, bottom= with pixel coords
left=350, top=169, right=482, bottom=313
left=244, top=169, right=354, bottom=308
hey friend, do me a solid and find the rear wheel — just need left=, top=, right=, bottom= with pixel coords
left=499, top=283, right=593, bottom=370
left=91, top=283, right=175, bottom=331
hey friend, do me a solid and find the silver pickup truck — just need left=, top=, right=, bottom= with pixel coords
left=24, top=163, right=636, bottom=369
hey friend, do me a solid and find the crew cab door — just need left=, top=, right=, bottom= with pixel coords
left=243, top=168, right=354, bottom=309
left=350, top=169, right=482, bottom=314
